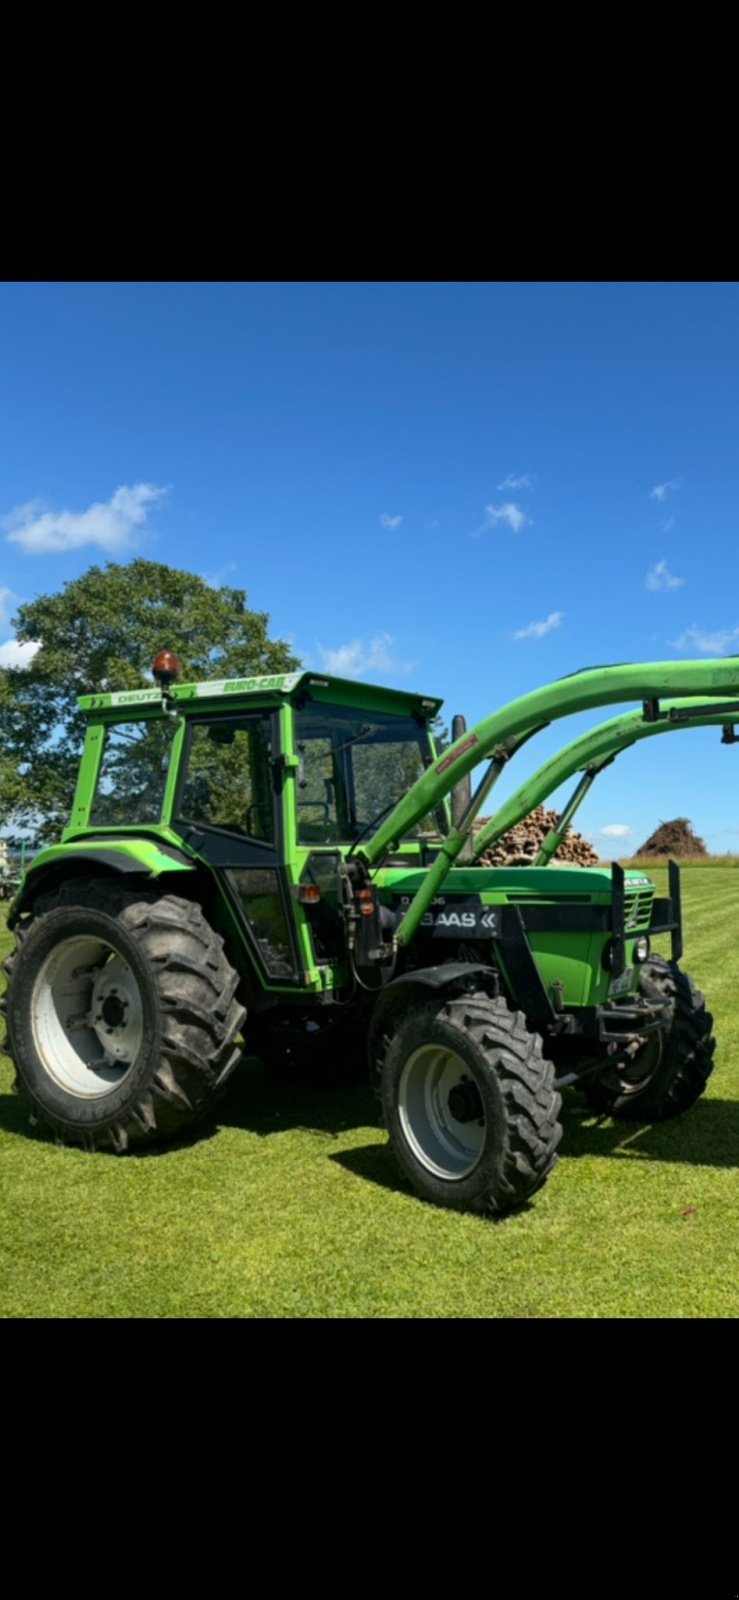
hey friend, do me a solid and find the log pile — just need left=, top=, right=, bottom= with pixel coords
left=474, top=805, right=601, bottom=866
left=635, top=817, right=708, bottom=857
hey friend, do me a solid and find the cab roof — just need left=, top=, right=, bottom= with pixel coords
left=77, top=670, right=444, bottom=720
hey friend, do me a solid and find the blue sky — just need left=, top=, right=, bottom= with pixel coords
left=2, top=280, right=739, bottom=854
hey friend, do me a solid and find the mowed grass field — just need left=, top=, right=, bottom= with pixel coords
left=1, top=867, right=738, bottom=1318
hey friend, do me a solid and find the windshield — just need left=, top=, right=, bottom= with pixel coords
left=294, top=702, right=443, bottom=845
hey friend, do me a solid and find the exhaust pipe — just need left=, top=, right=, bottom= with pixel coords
left=451, top=714, right=475, bottom=862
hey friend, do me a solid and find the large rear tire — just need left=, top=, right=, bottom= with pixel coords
left=1, top=881, right=245, bottom=1152
left=581, top=954, right=715, bottom=1120
left=378, top=991, right=562, bottom=1215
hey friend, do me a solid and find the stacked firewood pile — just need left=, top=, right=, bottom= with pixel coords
left=635, top=818, right=708, bottom=857
left=474, top=805, right=601, bottom=866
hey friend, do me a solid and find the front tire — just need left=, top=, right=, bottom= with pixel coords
left=378, top=991, right=562, bottom=1215
left=582, top=954, right=716, bottom=1120
left=2, top=881, right=245, bottom=1152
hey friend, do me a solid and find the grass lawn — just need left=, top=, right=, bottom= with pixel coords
left=1, top=868, right=738, bottom=1318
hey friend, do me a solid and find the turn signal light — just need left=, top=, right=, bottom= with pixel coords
left=357, top=887, right=376, bottom=918
left=295, top=884, right=322, bottom=904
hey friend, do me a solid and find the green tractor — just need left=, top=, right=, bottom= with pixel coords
left=2, top=650, right=736, bottom=1215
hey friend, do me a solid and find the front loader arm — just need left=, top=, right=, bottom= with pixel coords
left=471, top=698, right=739, bottom=864
left=359, top=658, right=739, bottom=947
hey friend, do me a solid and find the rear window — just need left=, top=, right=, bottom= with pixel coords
left=90, top=720, right=175, bottom=826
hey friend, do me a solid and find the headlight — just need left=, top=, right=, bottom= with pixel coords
left=634, top=935, right=651, bottom=963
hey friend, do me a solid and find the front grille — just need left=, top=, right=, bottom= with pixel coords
left=624, top=889, right=654, bottom=931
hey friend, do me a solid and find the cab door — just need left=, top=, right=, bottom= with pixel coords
left=174, top=711, right=304, bottom=988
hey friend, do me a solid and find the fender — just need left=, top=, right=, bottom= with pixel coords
left=367, top=962, right=496, bottom=1074
left=9, top=838, right=194, bottom=925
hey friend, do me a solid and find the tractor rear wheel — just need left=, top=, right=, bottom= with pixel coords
left=378, top=991, right=562, bottom=1215
left=581, top=954, right=715, bottom=1120
left=2, top=881, right=245, bottom=1152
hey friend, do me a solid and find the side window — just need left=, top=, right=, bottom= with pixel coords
left=180, top=717, right=274, bottom=842
left=91, top=720, right=175, bottom=826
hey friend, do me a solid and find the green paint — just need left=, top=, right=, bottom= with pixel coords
left=25, top=835, right=195, bottom=881
left=78, top=671, right=443, bottom=718
left=15, top=660, right=736, bottom=1038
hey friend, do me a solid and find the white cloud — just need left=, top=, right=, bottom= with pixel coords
left=671, top=624, right=739, bottom=655
left=661, top=515, right=675, bottom=533
left=512, top=611, right=564, bottom=641
left=646, top=559, right=684, bottom=591
left=316, top=632, right=415, bottom=679
left=0, top=638, right=40, bottom=669
left=649, top=478, right=681, bottom=502
left=497, top=473, right=533, bottom=492
left=380, top=513, right=403, bottom=531
left=483, top=502, right=527, bottom=534
left=4, top=482, right=168, bottom=555
left=598, top=824, right=633, bottom=838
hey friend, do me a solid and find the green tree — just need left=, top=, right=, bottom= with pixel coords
left=0, top=559, right=299, bottom=839
left=0, top=670, right=28, bottom=824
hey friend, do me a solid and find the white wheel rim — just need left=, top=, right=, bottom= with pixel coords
left=31, top=935, right=144, bottom=1099
left=398, top=1044, right=487, bottom=1180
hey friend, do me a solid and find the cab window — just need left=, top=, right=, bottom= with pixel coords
left=180, top=715, right=275, bottom=842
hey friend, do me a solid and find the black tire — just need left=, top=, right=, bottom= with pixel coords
left=378, top=991, right=562, bottom=1215
left=248, top=1009, right=367, bottom=1085
left=1, top=880, right=245, bottom=1152
left=581, top=954, right=715, bottom=1120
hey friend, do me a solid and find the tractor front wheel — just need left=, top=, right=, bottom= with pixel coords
left=2, top=881, right=245, bottom=1152
left=581, top=955, right=715, bottom=1120
left=379, top=991, right=562, bottom=1215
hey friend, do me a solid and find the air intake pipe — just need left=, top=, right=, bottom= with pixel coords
left=450, top=714, right=474, bottom=863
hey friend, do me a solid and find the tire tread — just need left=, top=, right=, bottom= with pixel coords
left=2, top=880, right=245, bottom=1152
left=379, top=990, right=562, bottom=1215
